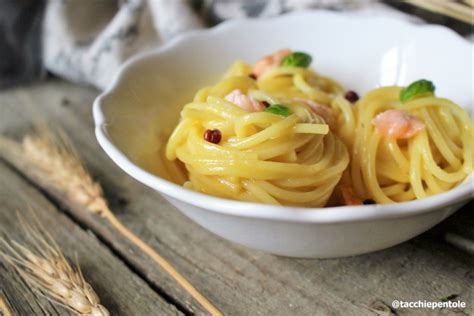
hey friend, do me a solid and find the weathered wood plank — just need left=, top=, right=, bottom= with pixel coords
left=1, top=80, right=472, bottom=315
left=0, top=161, right=181, bottom=316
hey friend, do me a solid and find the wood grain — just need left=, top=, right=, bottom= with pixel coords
left=0, top=161, right=181, bottom=316
left=0, top=79, right=472, bottom=315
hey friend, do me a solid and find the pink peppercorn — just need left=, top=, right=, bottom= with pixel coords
left=203, top=129, right=222, bottom=144
left=344, top=90, right=359, bottom=103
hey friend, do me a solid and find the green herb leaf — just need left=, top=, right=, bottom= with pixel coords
left=281, top=52, right=312, bottom=68
left=400, top=79, right=435, bottom=103
left=264, top=104, right=291, bottom=116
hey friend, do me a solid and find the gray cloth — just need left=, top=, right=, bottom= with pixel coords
left=0, top=0, right=472, bottom=90
left=43, top=0, right=202, bottom=89
left=41, top=0, right=414, bottom=89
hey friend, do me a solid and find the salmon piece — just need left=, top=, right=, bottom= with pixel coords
left=372, top=109, right=425, bottom=140
left=341, top=184, right=363, bottom=206
left=252, top=48, right=292, bottom=78
left=224, top=89, right=266, bottom=112
left=293, top=98, right=337, bottom=130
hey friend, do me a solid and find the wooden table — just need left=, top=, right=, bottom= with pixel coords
left=0, top=79, right=472, bottom=315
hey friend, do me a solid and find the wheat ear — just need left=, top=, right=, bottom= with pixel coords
left=21, top=128, right=109, bottom=216
left=0, top=213, right=109, bottom=316
left=0, top=130, right=222, bottom=316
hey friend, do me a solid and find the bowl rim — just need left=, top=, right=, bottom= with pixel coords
left=93, top=10, right=473, bottom=224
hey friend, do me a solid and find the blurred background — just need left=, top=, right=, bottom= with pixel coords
left=1, top=0, right=473, bottom=91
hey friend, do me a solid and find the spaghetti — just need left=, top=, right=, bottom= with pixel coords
left=164, top=49, right=473, bottom=206
left=165, top=50, right=349, bottom=206
left=349, top=86, right=473, bottom=203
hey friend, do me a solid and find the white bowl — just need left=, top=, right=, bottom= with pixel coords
left=93, top=11, right=473, bottom=258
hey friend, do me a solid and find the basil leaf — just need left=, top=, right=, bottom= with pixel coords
left=264, top=104, right=291, bottom=116
left=281, top=52, right=312, bottom=68
left=400, top=79, right=435, bottom=103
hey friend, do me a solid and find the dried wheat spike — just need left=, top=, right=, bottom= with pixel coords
left=0, top=214, right=109, bottom=316
left=22, top=131, right=109, bottom=217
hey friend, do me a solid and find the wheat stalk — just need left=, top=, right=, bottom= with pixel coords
left=407, top=0, right=474, bottom=25
left=0, top=213, right=109, bottom=316
left=463, top=0, right=474, bottom=8
left=0, top=293, right=13, bottom=316
left=0, top=130, right=222, bottom=316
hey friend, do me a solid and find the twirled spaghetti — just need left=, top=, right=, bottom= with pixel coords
left=165, top=50, right=349, bottom=206
left=349, top=86, right=473, bottom=204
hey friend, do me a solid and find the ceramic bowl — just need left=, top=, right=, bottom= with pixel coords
left=93, top=11, right=473, bottom=258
